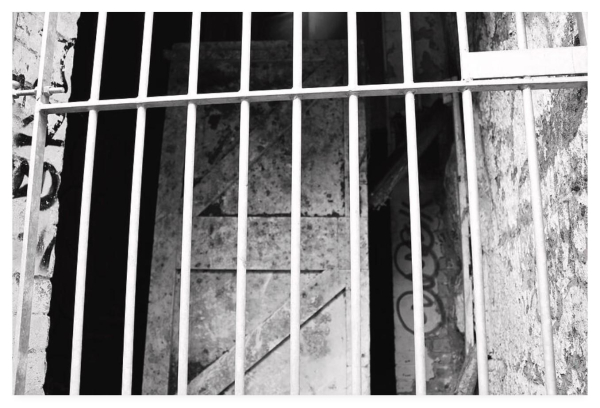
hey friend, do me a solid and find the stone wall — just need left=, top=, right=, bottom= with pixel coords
left=444, top=12, right=587, bottom=395
left=12, top=12, right=80, bottom=394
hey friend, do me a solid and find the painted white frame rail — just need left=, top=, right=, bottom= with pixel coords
left=41, top=75, right=587, bottom=114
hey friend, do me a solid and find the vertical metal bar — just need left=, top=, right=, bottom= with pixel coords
left=177, top=11, right=202, bottom=396
left=456, top=12, right=489, bottom=395
left=121, top=12, right=154, bottom=395
left=13, top=12, right=18, bottom=42
left=575, top=12, right=588, bottom=46
left=452, top=93, right=475, bottom=351
left=69, top=12, right=107, bottom=395
left=401, top=12, right=427, bottom=396
left=234, top=11, right=252, bottom=396
left=515, top=12, right=557, bottom=395
left=13, top=12, right=58, bottom=395
left=347, top=11, right=362, bottom=396
left=290, top=11, right=302, bottom=396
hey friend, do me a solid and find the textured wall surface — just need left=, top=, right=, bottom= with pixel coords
left=12, top=12, right=79, bottom=395
left=391, top=180, right=464, bottom=394
left=143, top=40, right=370, bottom=395
left=444, top=12, right=587, bottom=395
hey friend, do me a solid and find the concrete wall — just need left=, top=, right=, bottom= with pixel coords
left=143, top=40, right=370, bottom=395
left=444, top=12, right=587, bottom=395
left=12, top=12, right=80, bottom=394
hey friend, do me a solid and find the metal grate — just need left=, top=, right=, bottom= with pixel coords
left=13, top=11, right=588, bottom=395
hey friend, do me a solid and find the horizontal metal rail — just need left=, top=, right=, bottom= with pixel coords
left=39, top=76, right=587, bottom=114
left=465, top=46, right=587, bottom=79
left=13, top=86, right=65, bottom=98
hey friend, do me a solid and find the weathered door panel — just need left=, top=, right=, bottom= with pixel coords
left=143, top=39, right=369, bottom=395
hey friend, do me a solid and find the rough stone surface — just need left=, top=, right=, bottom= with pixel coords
left=12, top=276, right=52, bottom=316
left=143, top=40, right=370, bottom=395
left=444, top=12, right=587, bottom=395
left=12, top=12, right=79, bottom=395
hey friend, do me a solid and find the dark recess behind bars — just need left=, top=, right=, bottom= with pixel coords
left=45, top=12, right=417, bottom=395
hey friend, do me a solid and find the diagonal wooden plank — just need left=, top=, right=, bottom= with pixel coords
left=187, top=268, right=347, bottom=395
left=193, top=74, right=345, bottom=217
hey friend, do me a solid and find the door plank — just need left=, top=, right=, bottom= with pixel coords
left=187, top=268, right=347, bottom=395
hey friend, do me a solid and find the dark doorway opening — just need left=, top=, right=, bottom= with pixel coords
left=45, top=12, right=248, bottom=395
left=44, top=12, right=460, bottom=395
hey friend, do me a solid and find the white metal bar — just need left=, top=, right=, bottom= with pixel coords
left=401, top=11, right=427, bottom=396
left=40, top=76, right=588, bottom=115
left=515, top=12, right=557, bottom=396
left=13, top=12, right=58, bottom=395
left=462, top=89, right=490, bottom=395
left=401, top=13, right=414, bottom=83
left=347, top=11, right=362, bottom=396
left=465, top=46, right=587, bottom=79
left=457, top=11, right=489, bottom=395
left=234, top=11, right=252, bottom=396
left=452, top=93, right=475, bottom=351
left=178, top=11, right=202, bottom=396
left=121, top=12, right=154, bottom=395
left=13, top=86, right=65, bottom=98
left=290, top=11, right=302, bottom=396
left=13, top=12, right=17, bottom=41
left=575, top=12, right=588, bottom=46
left=69, top=12, right=107, bottom=395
